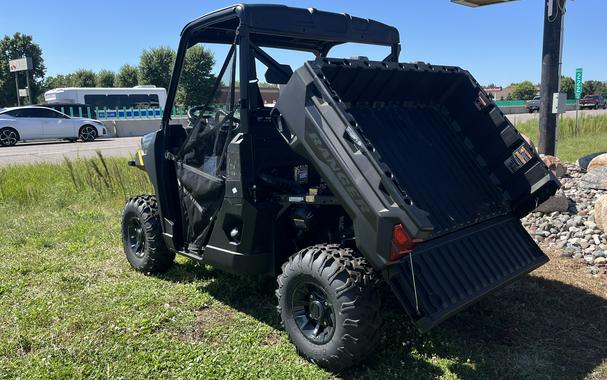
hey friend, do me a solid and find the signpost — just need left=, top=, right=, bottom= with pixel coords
left=8, top=57, right=33, bottom=106
left=575, top=68, right=583, bottom=134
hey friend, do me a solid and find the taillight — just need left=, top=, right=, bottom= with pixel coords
left=390, top=224, right=421, bottom=261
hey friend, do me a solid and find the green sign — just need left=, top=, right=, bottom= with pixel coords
left=575, top=68, right=583, bottom=100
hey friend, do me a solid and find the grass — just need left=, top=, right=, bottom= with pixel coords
left=515, top=114, right=607, bottom=162
left=0, top=155, right=606, bottom=379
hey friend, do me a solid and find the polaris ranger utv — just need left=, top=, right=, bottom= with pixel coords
left=121, top=4, right=559, bottom=371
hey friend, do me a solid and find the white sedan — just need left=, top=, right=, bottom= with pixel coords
left=0, top=106, right=107, bottom=146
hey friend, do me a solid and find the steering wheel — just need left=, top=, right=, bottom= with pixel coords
left=214, top=108, right=240, bottom=124
left=187, top=106, right=240, bottom=128
left=187, top=105, right=210, bottom=127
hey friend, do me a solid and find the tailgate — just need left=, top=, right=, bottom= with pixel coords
left=383, top=215, right=548, bottom=332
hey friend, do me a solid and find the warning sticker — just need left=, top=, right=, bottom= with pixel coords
left=504, top=144, right=533, bottom=173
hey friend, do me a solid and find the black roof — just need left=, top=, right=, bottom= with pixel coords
left=181, top=4, right=400, bottom=54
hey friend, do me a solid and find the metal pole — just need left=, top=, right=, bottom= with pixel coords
left=25, top=70, right=32, bottom=105
left=14, top=72, right=20, bottom=107
left=538, top=0, right=566, bottom=156
left=575, top=99, right=579, bottom=134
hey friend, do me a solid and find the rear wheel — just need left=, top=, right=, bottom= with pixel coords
left=121, top=195, right=175, bottom=274
left=276, top=244, right=382, bottom=371
left=79, top=125, right=97, bottom=142
left=0, top=127, right=19, bottom=146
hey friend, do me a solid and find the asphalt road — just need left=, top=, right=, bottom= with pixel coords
left=0, top=137, right=141, bottom=167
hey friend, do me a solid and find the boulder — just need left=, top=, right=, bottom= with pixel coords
left=594, top=195, right=607, bottom=232
left=534, top=195, right=570, bottom=214
left=580, top=167, right=607, bottom=190
left=540, top=154, right=567, bottom=178
left=587, top=153, right=607, bottom=172
left=577, top=151, right=607, bottom=172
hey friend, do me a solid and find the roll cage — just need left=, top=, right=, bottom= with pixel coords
left=162, top=3, right=401, bottom=129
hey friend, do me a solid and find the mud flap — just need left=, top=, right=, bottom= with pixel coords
left=383, top=215, right=548, bottom=332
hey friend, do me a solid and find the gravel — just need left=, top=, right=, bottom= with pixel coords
left=521, top=163, right=607, bottom=279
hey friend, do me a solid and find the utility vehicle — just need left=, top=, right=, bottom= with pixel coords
left=121, top=4, right=559, bottom=371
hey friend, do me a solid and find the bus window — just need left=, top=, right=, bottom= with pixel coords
left=84, top=95, right=106, bottom=108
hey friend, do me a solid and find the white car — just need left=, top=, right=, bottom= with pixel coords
left=0, top=106, right=107, bottom=146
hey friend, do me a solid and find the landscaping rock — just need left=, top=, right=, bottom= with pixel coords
left=520, top=163, right=607, bottom=281
left=595, top=257, right=607, bottom=266
left=541, top=155, right=567, bottom=178
left=578, top=151, right=607, bottom=172
left=580, top=167, right=607, bottom=190
left=587, top=153, right=607, bottom=173
left=534, top=195, right=570, bottom=213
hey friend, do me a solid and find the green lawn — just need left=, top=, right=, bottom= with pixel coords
left=0, top=156, right=606, bottom=379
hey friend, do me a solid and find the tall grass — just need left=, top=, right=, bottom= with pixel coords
left=0, top=152, right=152, bottom=208
left=515, top=114, right=607, bottom=142
left=512, top=115, right=607, bottom=163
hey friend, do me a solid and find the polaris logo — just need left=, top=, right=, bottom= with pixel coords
left=308, top=132, right=370, bottom=214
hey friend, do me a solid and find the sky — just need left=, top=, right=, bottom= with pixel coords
left=1, top=0, right=605, bottom=87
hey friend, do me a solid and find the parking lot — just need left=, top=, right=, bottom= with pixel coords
left=0, top=137, right=140, bottom=166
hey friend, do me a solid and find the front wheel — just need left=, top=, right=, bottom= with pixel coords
left=121, top=195, right=175, bottom=274
left=79, top=125, right=97, bottom=142
left=0, top=127, right=19, bottom=146
left=276, top=244, right=382, bottom=371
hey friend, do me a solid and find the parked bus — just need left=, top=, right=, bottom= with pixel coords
left=44, top=86, right=167, bottom=119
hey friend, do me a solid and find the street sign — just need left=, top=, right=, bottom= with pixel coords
left=8, top=57, right=33, bottom=73
left=575, top=68, right=583, bottom=100
left=483, top=86, right=503, bottom=92
left=18, top=89, right=27, bottom=97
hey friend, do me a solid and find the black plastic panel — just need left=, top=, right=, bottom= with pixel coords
left=384, top=216, right=548, bottom=332
left=349, top=104, right=508, bottom=237
left=314, top=59, right=560, bottom=221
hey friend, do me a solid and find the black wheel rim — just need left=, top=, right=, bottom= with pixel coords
left=0, top=129, right=17, bottom=146
left=292, top=282, right=336, bottom=345
left=126, top=217, right=146, bottom=258
left=80, top=126, right=96, bottom=141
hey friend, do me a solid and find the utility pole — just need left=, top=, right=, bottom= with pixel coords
left=538, top=0, right=565, bottom=156
left=14, top=72, right=20, bottom=107
left=24, top=69, right=32, bottom=105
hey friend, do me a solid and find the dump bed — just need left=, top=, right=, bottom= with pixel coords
left=274, top=58, right=559, bottom=330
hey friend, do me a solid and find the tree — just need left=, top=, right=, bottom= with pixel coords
left=176, top=45, right=215, bottom=106
left=0, top=33, right=46, bottom=106
left=43, top=74, right=75, bottom=89
left=560, top=76, right=575, bottom=99
left=138, top=46, right=175, bottom=90
left=510, top=81, right=537, bottom=100
left=583, top=80, right=607, bottom=97
left=116, top=64, right=139, bottom=87
left=96, top=69, right=115, bottom=87
left=71, top=69, right=96, bottom=87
